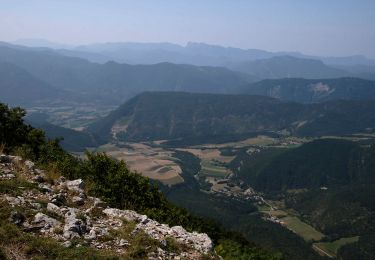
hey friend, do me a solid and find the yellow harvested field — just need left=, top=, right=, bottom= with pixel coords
left=98, top=142, right=183, bottom=186
left=177, top=148, right=234, bottom=163
left=192, top=135, right=277, bottom=149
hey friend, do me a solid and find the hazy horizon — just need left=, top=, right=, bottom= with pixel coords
left=1, top=0, right=375, bottom=58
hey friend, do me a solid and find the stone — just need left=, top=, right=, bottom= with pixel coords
left=72, top=196, right=85, bottom=206
left=92, top=198, right=107, bottom=208
left=5, top=196, right=24, bottom=206
left=33, top=213, right=61, bottom=229
left=30, top=202, right=42, bottom=210
left=8, top=155, right=22, bottom=163
left=24, top=160, right=35, bottom=171
left=38, top=183, right=53, bottom=193
left=0, top=154, right=11, bottom=163
left=103, top=208, right=140, bottom=222
left=34, top=168, right=44, bottom=175
left=62, top=241, right=72, bottom=248
left=9, top=211, right=25, bottom=225
left=1, top=168, right=12, bottom=174
left=118, top=238, right=129, bottom=247
left=66, top=179, right=85, bottom=192
left=33, top=175, right=45, bottom=183
left=0, top=174, right=16, bottom=179
left=63, top=208, right=88, bottom=239
left=104, top=207, right=213, bottom=253
left=51, top=193, right=66, bottom=206
left=56, top=176, right=66, bottom=184
left=47, top=203, right=64, bottom=217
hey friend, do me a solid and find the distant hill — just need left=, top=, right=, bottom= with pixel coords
left=0, top=44, right=253, bottom=104
left=233, top=138, right=375, bottom=251
left=237, top=139, right=373, bottom=191
left=240, top=77, right=375, bottom=103
left=0, top=62, right=65, bottom=106
left=26, top=113, right=103, bottom=152
left=75, top=41, right=375, bottom=68
left=88, top=92, right=375, bottom=142
left=230, top=56, right=349, bottom=79
left=75, top=41, right=277, bottom=66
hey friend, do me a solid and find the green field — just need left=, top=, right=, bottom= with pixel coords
left=199, top=160, right=228, bottom=177
left=281, top=216, right=325, bottom=242
left=313, top=236, right=359, bottom=257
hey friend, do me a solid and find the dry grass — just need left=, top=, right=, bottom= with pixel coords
left=43, top=162, right=61, bottom=184
left=12, top=160, right=29, bottom=177
left=1, top=243, right=27, bottom=260
left=0, top=143, right=5, bottom=155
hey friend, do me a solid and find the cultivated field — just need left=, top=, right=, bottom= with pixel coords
left=280, top=216, right=325, bottom=242
left=177, top=148, right=234, bottom=178
left=313, top=236, right=359, bottom=257
left=96, top=143, right=184, bottom=186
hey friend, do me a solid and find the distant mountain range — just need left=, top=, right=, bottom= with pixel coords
left=6, top=40, right=375, bottom=78
left=240, top=77, right=375, bottom=103
left=0, top=43, right=252, bottom=105
left=88, top=92, right=375, bottom=143
left=75, top=41, right=375, bottom=67
left=230, top=56, right=348, bottom=79
left=1, top=41, right=375, bottom=106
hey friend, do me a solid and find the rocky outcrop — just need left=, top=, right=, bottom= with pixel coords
left=103, top=208, right=213, bottom=253
left=0, top=154, right=215, bottom=259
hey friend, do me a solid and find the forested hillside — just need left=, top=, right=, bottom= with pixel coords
left=88, top=92, right=375, bottom=142
left=232, top=139, right=375, bottom=259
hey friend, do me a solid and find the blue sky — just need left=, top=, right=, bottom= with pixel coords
left=0, top=0, right=374, bottom=57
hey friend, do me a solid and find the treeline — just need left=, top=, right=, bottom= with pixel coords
left=0, top=103, right=280, bottom=259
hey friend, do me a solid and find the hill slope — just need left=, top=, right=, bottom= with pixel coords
left=230, top=56, right=349, bottom=79
left=240, top=77, right=375, bottom=103
left=232, top=139, right=375, bottom=259
left=0, top=62, right=65, bottom=106
left=88, top=92, right=375, bottom=142
left=26, top=114, right=103, bottom=152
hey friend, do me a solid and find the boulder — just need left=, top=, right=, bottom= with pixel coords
left=62, top=241, right=72, bottom=248
left=66, top=179, right=85, bottom=192
left=38, top=184, right=53, bottom=193
left=8, top=155, right=22, bottom=163
left=51, top=193, right=66, bottom=206
left=92, top=198, right=107, bottom=208
left=63, top=208, right=88, bottom=239
left=33, top=175, right=45, bottom=183
left=24, top=160, right=35, bottom=171
left=103, top=208, right=142, bottom=222
left=33, top=213, right=61, bottom=229
left=72, top=196, right=85, bottom=206
left=0, top=154, right=11, bottom=163
left=6, top=196, right=25, bottom=206
left=47, top=203, right=64, bottom=217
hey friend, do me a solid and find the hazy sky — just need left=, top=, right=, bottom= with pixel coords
left=1, top=0, right=374, bottom=58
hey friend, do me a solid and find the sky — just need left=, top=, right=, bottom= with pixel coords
left=0, top=0, right=374, bottom=58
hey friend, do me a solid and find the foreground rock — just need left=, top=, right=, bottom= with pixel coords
left=103, top=208, right=213, bottom=253
left=0, top=154, right=216, bottom=259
